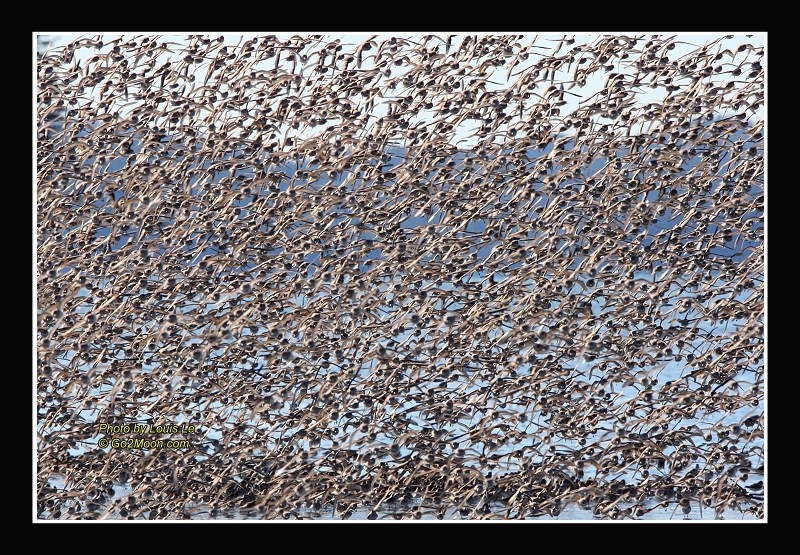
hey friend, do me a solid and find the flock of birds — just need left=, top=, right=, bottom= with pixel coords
left=37, top=34, right=764, bottom=520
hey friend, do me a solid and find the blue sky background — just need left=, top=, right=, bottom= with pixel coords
left=35, top=33, right=765, bottom=520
